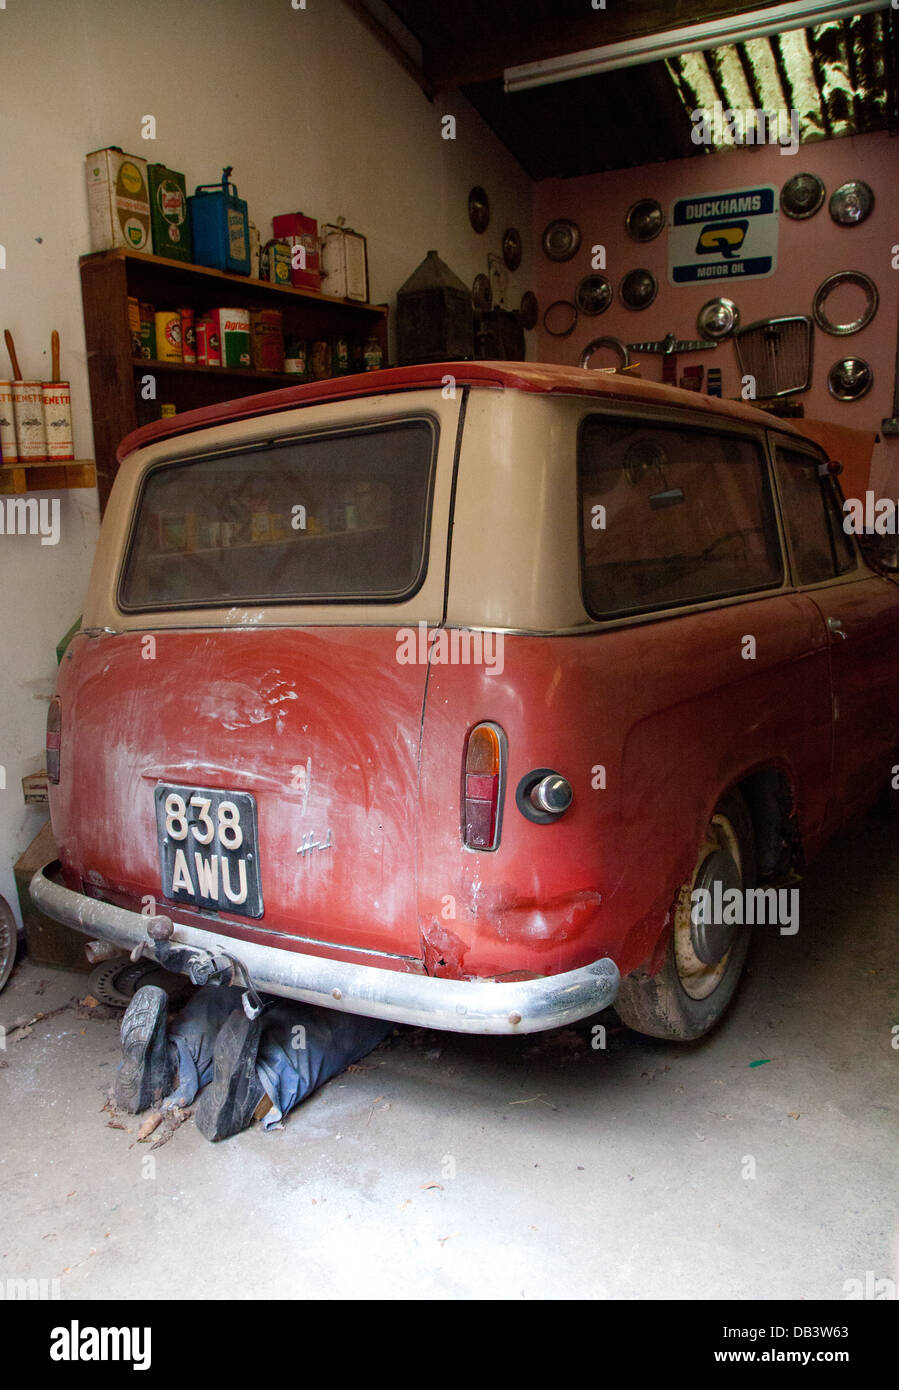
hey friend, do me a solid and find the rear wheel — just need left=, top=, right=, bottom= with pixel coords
left=615, top=791, right=755, bottom=1040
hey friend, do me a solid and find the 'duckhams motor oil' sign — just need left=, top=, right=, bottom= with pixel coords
left=668, top=185, right=778, bottom=285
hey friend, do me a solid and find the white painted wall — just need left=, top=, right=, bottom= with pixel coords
left=0, top=0, right=534, bottom=929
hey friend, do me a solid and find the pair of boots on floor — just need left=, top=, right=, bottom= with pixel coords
left=115, top=984, right=267, bottom=1141
left=114, top=982, right=393, bottom=1141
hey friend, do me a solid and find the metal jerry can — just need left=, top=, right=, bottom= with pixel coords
left=188, top=167, right=251, bottom=276
left=147, top=163, right=192, bottom=263
left=320, top=220, right=369, bottom=302
left=271, top=211, right=321, bottom=291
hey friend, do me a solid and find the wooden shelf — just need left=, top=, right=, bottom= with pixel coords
left=133, top=358, right=309, bottom=384
left=80, top=247, right=388, bottom=317
left=0, top=459, right=96, bottom=495
left=80, top=246, right=390, bottom=514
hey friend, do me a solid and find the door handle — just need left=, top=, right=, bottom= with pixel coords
left=826, top=616, right=847, bottom=640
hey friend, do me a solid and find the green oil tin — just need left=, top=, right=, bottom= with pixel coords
left=148, top=164, right=192, bottom=263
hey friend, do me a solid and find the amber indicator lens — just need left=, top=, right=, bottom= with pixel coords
left=46, top=696, right=61, bottom=784
left=463, top=723, right=504, bottom=849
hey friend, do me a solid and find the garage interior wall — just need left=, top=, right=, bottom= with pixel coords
left=0, top=0, right=534, bottom=927
left=534, top=131, right=899, bottom=498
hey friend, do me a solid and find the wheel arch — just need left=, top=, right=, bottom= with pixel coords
left=730, top=762, right=805, bottom=883
left=635, top=761, right=803, bottom=981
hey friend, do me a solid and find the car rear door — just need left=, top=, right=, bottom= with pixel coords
left=772, top=438, right=899, bottom=827
left=52, top=394, right=466, bottom=968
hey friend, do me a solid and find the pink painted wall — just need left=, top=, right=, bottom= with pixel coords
left=534, top=131, right=899, bottom=495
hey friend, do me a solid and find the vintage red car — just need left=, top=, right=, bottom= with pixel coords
left=32, top=362, right=899, bottom=1039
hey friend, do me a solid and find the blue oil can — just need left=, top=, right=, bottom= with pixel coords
left=188, top=167, right=250, bottom=275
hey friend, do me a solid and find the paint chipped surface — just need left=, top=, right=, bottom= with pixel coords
left=51, top=628, right=429, bottom=962
left=198, top=669, right=298, bottom=733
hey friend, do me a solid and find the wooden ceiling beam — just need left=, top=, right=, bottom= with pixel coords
left=341, top=0, right=438, bottom=100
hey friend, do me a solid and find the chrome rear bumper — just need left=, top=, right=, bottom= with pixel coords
left=30, top=863, right=619, bottom=1035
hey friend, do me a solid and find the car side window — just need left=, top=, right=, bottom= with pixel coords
left=578, top=418, right=783, bottom=619
left=774, top=447, right=855, bottom=585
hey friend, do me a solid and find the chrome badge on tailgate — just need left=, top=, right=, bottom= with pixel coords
left=154, top=784, right=263, bottom=918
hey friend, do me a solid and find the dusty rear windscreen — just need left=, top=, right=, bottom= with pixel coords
left=579, top=417, right=783, bottom=619
left=119, top=418, right=436, bottom=610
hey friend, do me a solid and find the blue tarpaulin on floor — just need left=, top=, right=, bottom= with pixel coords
left=163, top=986, right=391, bottom=1129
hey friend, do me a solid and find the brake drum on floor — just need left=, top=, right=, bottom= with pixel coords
left=87, top=955, right=192, bottom=1008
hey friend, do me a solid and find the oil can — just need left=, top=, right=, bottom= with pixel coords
left=12, top=381, right=47, bottom=461
left=42, top=382, right=74, bottom=460
left=139, top=304, right=156, bottom=358
left=148, top=164, right=191, bottom=263
left=189, top=167, right=250, bottom=275
left=180, top=308, right=196, bottom=364
left=0, top=381, right=19, bottom=462
left=321, top=221, right=368, bottom=301
left=85, top=147, right=151, bottom=252
left=272, top=211, right=321, bottom=290
left=209, top=309, right=251, bottom=368
left=155, top=311, right=182, bottom=362
left=260, top=239, right=291, bottom=287
left=250, top=310, right=284, bottom=371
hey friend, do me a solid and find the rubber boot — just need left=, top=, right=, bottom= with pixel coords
left=195, top=1005, right=265, bottom=1141
left=114, top=984, right=175, bottom=1114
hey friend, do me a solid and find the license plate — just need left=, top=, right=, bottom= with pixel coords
left=154, top=783, right=263, bottom=919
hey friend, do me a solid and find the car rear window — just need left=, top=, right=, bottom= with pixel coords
left=118, top=418, right=437, bottom=611
left=579, top=417, right=783, bottom=619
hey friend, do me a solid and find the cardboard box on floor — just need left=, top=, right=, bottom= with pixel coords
left=14, top=820, right=89, bottom=971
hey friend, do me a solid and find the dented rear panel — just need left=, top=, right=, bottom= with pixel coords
left=50, top=388, right=466, bottom=973
left=52, top=627, right=429, bottom=964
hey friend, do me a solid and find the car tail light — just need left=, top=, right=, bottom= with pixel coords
left=46, top=697, right=61, bottom=784
left=462, top=722, right=505, bottom=850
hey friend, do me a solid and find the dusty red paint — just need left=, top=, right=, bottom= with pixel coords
left=51, top=587, right=899, bottom=986
left=50, top=366, right=899, bottom=998
left=413, top=598, right=854, bottom=982
left=53, top=628, right=429, bottom=964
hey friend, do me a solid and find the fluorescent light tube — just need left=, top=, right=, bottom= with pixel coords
left=504, top=0, right=886, bottom=91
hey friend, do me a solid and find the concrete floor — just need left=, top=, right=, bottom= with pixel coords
left=2, top=808, right=896, bottom=1301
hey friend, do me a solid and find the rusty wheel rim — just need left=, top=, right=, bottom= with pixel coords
left=673, top=814, right=742, bottom=1001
